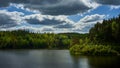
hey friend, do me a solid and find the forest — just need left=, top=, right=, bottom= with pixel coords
left=0, top=15, right=120, bottom=56
left=70, top=15, right=120, bottom=56
left=0, top=30, right=87, bottom=49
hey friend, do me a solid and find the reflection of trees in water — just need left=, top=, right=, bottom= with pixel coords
left=1, top=50, right=120, bottom=68
left=71, top=56, right=80, bottom=68
left=71, top=55, right=90, bottom=68
left=0, top=50, right=30, bottom=56
left=88, top=56, right=120, bottom=68
left=30, top=50, right=73, bottom=68
left=0, top=50, right=31, bottom=68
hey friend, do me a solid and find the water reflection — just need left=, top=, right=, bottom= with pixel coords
left=0, top=50, right=120, bottom=68
left=88, top=56, right=120, bottom=68
left=71, top=56, right=90, bottom=68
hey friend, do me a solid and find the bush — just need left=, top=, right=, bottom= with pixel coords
left=70, top=45, right=119, bottom=56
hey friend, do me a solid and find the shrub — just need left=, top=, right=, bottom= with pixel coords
left=70, top=45, right=119, bottom=56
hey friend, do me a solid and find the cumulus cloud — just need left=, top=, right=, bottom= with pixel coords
left=26, top=18, right=65, bottom=25
left=24, top=14, right=74, bottom=26
left=79, top=14, right=105, bottom=23
left=72, top=14, right=106, bottom=33
left=0, top=10, right=23, bottom=28
left=0, top=0, right=119, bottom=15
left=110, top=5, right=120, bottom=9
left=25, top=15, right=63, bottom=25
left=41, top=27, right=55, bottom=32
left=0, top=0, right=109, bottom=33
left=73, top=23, right=95, bottom=33
left=0, top=0, right=96, bottom=15
left=93, top=0, right=120, bottom=5
left=54, top=23, right=75, bottom=28
left=0, top=11, right=105, bottom=33
left=25, top=0, right=92, bottom=15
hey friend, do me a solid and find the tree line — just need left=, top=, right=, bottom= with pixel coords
left=89, top=15, right=120, bottom=44
left=0, top=30, right=88, bottom=49
left=0, top=30, right=72, bottom=49
left=70, top=15, right=120, bottom=56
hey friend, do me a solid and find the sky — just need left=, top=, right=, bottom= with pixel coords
left=0, top=0, right=120, bottom=33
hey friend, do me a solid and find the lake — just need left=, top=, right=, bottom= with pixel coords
left=0, top=50, right=120, bottom=68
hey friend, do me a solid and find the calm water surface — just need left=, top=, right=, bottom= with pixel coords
left=0, top=50, right=120, bottom=68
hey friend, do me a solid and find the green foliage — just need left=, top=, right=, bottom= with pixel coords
left=0, top=30, right=73, bottom=49
left=70, top=45, right=119, bottom=56
left=89, top=15, right=120, bottom=44
left=70, top=15, right=120, bottom=56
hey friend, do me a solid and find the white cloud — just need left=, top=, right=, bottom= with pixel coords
left=79, top=14, right=105, bottom=23
left=0, top=3, right=107, bottom=33
left=53, top=23, right=75, bottom=28
left=10, top=3, right=40, bottom=13
left=0, top=10, right=24, bottom=28
left=110, top=5, right=120, bottom=9
left=72, top=14, right=106, bottom=33
left=23, top=14, right=74, bottom=26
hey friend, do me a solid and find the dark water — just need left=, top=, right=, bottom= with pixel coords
left=0, top=50, right=120, bottom=68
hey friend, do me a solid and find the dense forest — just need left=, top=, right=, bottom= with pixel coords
left=0, top=30, right=70, bottom=49
left=89, top=15, right=120, bottom=44
left=0, top=15, right=120, bottom=56
left=0, top=30, right=87, bottom=49
left=70, top=15, right=120, bottom=56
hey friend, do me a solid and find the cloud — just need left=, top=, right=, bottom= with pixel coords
left=72, top=14, right=106, bottom=33
left=53, top=23, right=75, bottom=28
left=0, top=0, right=29, bottom=7
left=79, top=14, right=105, bottom=23
left=0, top=11, right=105, bottom=33
left=110, top=5, right=120, bottom=9
left=41, top=27, right=55, bottom=32
left=93, top=0, right=120, bottom=5
left=24, top=14, right=74, bottom=26
left=0, top=0, right=10, bottom=7
left=0, top=1, right=107, bottom=34
left=0, top=10, right=23, bottom=28
left=73, top=23, right=95, bottom=33
left=24, top=15, right=64, bottom=25
left=26, top=18, right=64, bottom=25
left=25, top=0, right=92, bottom=15
left=0, top=0, right=95, bottom=15
left=1, top=0, right=119, bottom=15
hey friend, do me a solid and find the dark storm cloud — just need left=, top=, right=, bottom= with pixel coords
left=0, top=0, right=91, bottom=15
left=93, top=0, right=120, bottom=5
